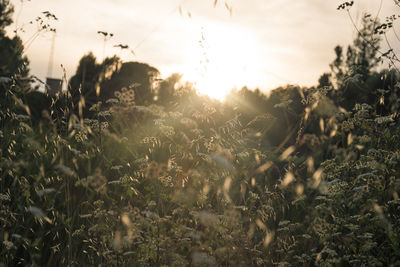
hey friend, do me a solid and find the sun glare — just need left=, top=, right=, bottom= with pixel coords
left=183, top=25, right=262, bottom=100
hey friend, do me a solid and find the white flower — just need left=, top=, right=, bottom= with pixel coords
left=106, top=98, right=119, bottom=104
left=3, top=241, right=15, bottom=250
left=375, top=115, right=394, bottom=124
left=0, top=193, right=10, bottom=201
left=159, top=125, right=175, bottom=137
left=15, top=114, right=30, bottom=121
left=98, top=111, right=112, bottom=117
left=111, top=165, right=123, bottom=170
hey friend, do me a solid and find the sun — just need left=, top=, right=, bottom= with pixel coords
left=183, top=24, right=262, bottom=101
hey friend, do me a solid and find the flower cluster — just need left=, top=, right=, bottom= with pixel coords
left=114, top=87, right=135, bottom=105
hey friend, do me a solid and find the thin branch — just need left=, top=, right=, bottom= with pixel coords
left=384, top=33, right=400, bottom=70
left=346, top=9, right=400, bottom=73
left=23, top=32, right=41, bottom=51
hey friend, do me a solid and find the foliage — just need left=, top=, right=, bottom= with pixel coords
left=0, top=0, right=13, bottom=34
left=0, top=0, right=28, bottom=78
left=1, top=1, right=400, bottom=266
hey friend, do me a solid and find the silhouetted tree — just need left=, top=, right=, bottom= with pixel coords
left=69, top=52, right=100, bottom=100
left=317, top=72, right=332, bottom=88
left=265, top=85, right=305, bottom=147
left=68, top=53, right=121, bottom=114
left=0, top=0, right=13, bottom=34
left=101, top=61, right=159, bottom=105
left=0, top=0, right=29, bottom=78
left=225, top=87, right=269, bottom=126
left=156, top=73, right=182, bottom=107
left=327, top=15, right=382, bottom=109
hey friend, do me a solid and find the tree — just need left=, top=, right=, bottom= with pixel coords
left=156, top=73, right=182, bottom=106
left=69, top=52, right=101, bottom=106
left=100, top=61, right=159, bottom=105
left=328, top=15, right=382, bottom=108
left=69, top=53, right=121, bottom=112
left=317, top=72, right=332, bottom=88
left=0, top=0, right=13, bottom=34
left=0, top=0, right=29, bottom=77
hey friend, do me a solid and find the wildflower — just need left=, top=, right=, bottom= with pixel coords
left=141, top=137, right=158, bottom=144
left=119, top=174, right=133, bottom=183
left=114, top=87, right=135, bottom=105
left=75, top=169, right=107, bottom=194
left=89, top=102, right=102, bottom=112
left=0, top=193, right=10, bottom=201
left=160, top=175, right=174, bottom=187
left=100, top=122, right=109, bottom=131
left=74, top=131, right=88, bottom=142
left=355, top=109, right=370, bottom=119
left=111, top=165, right=123, bottom=170
left=154, top=119, right=165, bottom=126
left=114, top=91, right=121, bottom=98
left=168, top=111, right=183, bottom=119
left=359, top=135, right=371, bottom=143
left=106, top=98, right=119, bottom=104
left=375, top=115, right=394, bottom=124
left=98, top=110, right=112, bottom=117
left=84, top=119, right=99, bottom=129
left=15, top=114, right=30, bottom=121
left=3, top=241, right=15, bottom=250
left=159, top=125, right=175, bottom=137
left=192, top=111, right=206, bottom=120
left=342, top=120, right=354, bottom=131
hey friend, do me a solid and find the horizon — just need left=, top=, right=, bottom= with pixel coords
left=7, top=0, right=400, bottom=99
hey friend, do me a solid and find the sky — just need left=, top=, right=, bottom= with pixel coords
left=7, top=0, right=400, bottom=99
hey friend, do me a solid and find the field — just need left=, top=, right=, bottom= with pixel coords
left=1, top=0, right=400, bottom=266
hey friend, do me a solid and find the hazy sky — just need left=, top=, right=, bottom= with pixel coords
left=8, top=0, right=400, bottom=99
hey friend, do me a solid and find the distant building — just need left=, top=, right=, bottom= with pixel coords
left=46, top=78, right=63, bottom=95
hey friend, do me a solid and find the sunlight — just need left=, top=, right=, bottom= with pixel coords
left=183, top=24, right=262, bottom=100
